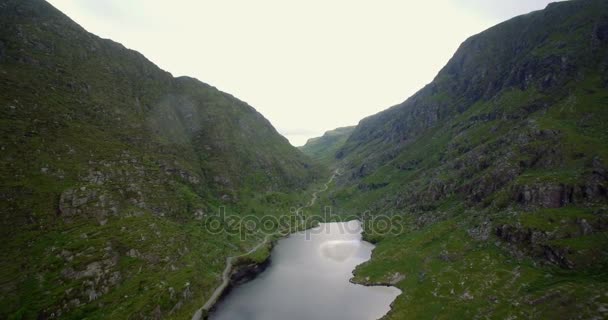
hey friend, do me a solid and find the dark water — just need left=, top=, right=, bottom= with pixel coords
left=210, top=220, right=401, bottom=320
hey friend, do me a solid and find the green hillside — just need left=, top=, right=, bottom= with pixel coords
left=0, top=0, right=324, bottom=318
left=311, top=0, right=608, bottom=318
left=4, top=0, right=608, bottom=318
left=299, top=126, right=354, bottom=167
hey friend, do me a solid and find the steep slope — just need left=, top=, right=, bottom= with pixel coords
left=0, top=0, right=323, bottom=318
left=314, top=0, right=608, bottom=318
left=299, top=126, right=354, bottom=167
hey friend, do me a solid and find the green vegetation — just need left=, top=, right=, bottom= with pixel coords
left=354, top=215, right=608, bottom=319
left=309, top=0, right=608, bottom=318
left=299, top=126, right=355, bottom=167
left=0, top=0, right=324, bottom=318
left=3, top=0, right=608, bottom=318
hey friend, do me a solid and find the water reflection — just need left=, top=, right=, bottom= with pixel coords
left=210, top=221, right=401, bottom=320
left=319, top=240, right=360, bottom=262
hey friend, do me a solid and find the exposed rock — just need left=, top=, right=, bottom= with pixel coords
left=60, top=249, right=73, bottom=261
left=85, top=170, right=107, bottom=185
left=578, top=218, right=593, bottom=235
left=388, top=272, right=406, bottom=285
left=193, top=208, right=205, bottom=220
left=467, top=220, right=491, bottom=241
left=355, top=164, right=370, bottom=178
left=495, top=224, right=576, bottom=269
left=542, top=245, right=574, bottom=269
left=182, top=285, right=192, bottom=300
left=438, top=250, right=458, bottom=262
left=58, top=187, right=119, bottom=221
left=230, top=260, right=271, bottom=286
left=460, top=291, right=474, bottom=300
left=515, top=178, right=607, bottom=208
left=86, top=289, right=99, bottom=302
left=516, top=183, right=571, bottom=208
left=495, top=224, right=548, bottom=246
left=108, top=271, right=122, bottom=286
left=58, top=188, right=95, bottom=215
left=81, top=261, right=103, bottom=279
left=126, top=249, right=140, bottom=258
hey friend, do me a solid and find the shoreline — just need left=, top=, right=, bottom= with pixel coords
left=207, top=243, right=274, bottom=314
left=348, top=252, right=403, bottom=320
left=191, top=169, right=341, bottom=320
left=206, top=219, right=401, bottom=320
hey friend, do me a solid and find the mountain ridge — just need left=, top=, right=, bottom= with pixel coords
left=308, top=0, right=608, bottom=318
left=3, top=0, right=608, bottom=318
left=0, top=0, right=323, bottom=318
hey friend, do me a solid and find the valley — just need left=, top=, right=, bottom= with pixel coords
left=1, top=0, right=608, bottom=319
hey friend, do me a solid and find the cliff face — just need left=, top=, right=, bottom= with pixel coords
left=0, top=0, right=322, bottom=318
left=343, top=0, right=608, bottom=161
left=311, top=1, right=608, bottom=318
left=332, top=0, right=608, bottom=212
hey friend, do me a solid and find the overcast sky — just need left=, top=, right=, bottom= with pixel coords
left=47, top=0, right=560, bottom=146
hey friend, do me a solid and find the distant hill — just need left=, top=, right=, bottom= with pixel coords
left=299, top=126, right=354, bottom=167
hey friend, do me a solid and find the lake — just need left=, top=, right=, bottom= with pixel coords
left=210, top=220, right=401, bottom=320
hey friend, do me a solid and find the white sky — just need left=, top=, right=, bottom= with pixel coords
left=47, top=0, right=560, bottom=146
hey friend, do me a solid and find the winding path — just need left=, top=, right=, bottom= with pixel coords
left=192, top=169, right=341, bottom=320
left=305, top=169, right=339, bottom=208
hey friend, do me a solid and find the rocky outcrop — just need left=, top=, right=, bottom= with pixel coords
left=514, top=176, right=607, bottom=208
left=0, top=0, right=323, bottom=318
left=495, top=224, right=574, bottom=268
left=332, top=0, right=608, bottom=217
left=349, top=271, right=405, bottom=287
left=514, top=183, right=574, bottom=208
left=229, top=260, right=271, bottom=287
left=206, top=258, right=272, bottom=316
left=494, top=212, right=608, bottom=269
left=58, top=187, right=119, bottom=223
left=58, top=252, right=122, bottom=315
left=495, top=224, right=550, bottom=247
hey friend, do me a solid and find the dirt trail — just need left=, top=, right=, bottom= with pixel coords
left=192, top=169, right=340, bottom=320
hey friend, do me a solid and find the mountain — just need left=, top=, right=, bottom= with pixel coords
left=299, top=126, right=354, bottom=167
left=313, top=0, right=608, bottom=318
left=0, top=0, right=323, bottom=318
left=4, top=0, right=608, bottom=318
